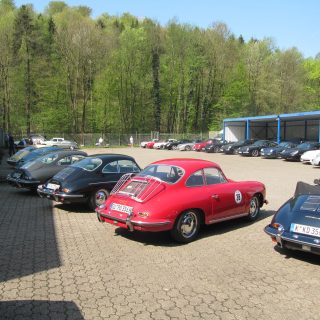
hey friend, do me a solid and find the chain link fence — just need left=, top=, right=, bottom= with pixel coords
left=12, top=132, right=212, bottom=147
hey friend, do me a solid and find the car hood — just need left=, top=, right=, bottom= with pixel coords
left=281, top=147, right=306, bottom=155
left=283, top=195, right=320, bottom=229
left=301, top=150, right=320, bottom=158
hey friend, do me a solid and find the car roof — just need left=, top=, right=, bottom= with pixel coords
left=88, top=154, right=136, bottom=161
left=150, top=158, right=222, bottom=172
left=45, top=150, right=87, bottom=157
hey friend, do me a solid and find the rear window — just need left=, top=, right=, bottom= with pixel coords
left=138, top=164, right=184, bottom=184
left=72, top=157, right=102, bottom=171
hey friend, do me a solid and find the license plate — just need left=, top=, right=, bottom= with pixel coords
left=290, top=223, right=320, bottom=238
left=46, top=183, right=60, bottom=191
left=110, top=203, right=133, bottom=214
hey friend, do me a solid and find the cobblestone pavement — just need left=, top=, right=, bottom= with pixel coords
left=1, top=148, right=320, bottom=320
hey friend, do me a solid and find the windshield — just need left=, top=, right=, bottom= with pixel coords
left=252, top=140, right=267, bottom=146
left=40, top=153, right=59, bottom=164
left=138, top=164, right=185, bottom=184
left=72, top=157, right=102, bottom=171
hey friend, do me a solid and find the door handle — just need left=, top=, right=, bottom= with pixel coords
left=211, top=194, right=219, bottom=199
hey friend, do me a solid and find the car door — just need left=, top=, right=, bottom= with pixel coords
left=203, top=168, right=246, bottom=222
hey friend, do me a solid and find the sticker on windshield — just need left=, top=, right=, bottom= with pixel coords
left=235, top=190, right=242, bottom=204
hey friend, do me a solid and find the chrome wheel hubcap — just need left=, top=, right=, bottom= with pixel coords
left=249, top=198, right=258, bottom=217
left=180, top=212, right=197, bottom=238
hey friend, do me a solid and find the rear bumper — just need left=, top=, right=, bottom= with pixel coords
left=7, top=176, right=40, bottom=189
left=264, top=225, right=320, bottom=255
left=97, top=211, right=172, bottom=232
left=37, top=185, right=85, bottom=203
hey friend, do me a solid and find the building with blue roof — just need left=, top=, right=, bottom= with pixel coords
left=223, top=111, right=320, bottom=143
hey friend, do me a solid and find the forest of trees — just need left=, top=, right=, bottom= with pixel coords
left=0, top=0, right=320, bottom=136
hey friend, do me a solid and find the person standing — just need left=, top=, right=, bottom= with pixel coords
left=129, top=136, right=134, bottom=147
left=8, top=133, right=15, bottom=156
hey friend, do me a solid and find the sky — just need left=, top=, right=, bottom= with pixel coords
left=14, top=0, right=320, bottom=58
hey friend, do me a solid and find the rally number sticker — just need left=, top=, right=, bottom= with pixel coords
left=235, top=190, right=242, bottom=204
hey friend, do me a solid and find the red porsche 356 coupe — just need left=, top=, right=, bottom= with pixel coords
left=96, top=159, right=267, bottom=243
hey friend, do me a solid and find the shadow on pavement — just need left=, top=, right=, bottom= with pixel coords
left=114, top=209, right=275, bottom=246
left=0, top=161, right=60, bottom=282
left=0, top=300, right=84, bottom=320
left=274, top=246, right=320, bottom=265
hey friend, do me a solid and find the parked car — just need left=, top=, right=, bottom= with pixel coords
left=43, top=137, right=78, bottom=150
left=221, top=140, right=255, bottom=155
left=265, top=179, right=320, bottom=255
left=311, top=154, right=320, bottom=167
left=96, top=158, right=267, bottom=243
left=14, top=138, right=33, bottom=149
left=37, top=154, right=141, bottom=210
left=260, top=141, right=298, bottom=159
left=7, top=146, right=37, bottom=166
left=193, top=140, right=209, bottom=152
left=300, top=150, right=320, bottom=164
left=165, top=139, right=192, bottom=150
left=237, top=140, right=278, bottom=157
left=7, top=150, right=87, bottom=190
left=204, top=139, right=227, bottom=153
left=140, top=139, right=158, bottom=148
left=15, top=146, right=63, bottom=168
left=145, top=140, right=160, bottom=149
left=177, top=140, right=202, bottom=151
left=153, top=139, right=177, bottom=149
left=280, top=142, right=320, bottom=161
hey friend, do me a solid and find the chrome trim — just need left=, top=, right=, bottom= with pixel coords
left=99, top=212, right=170, bottom=229
left=209, top=212, right=248, bottom=224
left=37, top=188, right=84, bottom=199
left=89, top=181, right=117, bottom=186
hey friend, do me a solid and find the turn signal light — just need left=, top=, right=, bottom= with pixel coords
left=62, top=188, right=70, bottom=193
left=138, top=212, right=149, bottom=218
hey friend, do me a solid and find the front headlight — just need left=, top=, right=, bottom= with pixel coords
left=246, top=147, right=250, bottom=151
left=227, top=146, right=231, bottom=150
left=290, top=150, right=299, bottom=156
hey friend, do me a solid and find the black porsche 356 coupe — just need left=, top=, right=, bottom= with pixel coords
left=37, top=154, right=141, bottom=210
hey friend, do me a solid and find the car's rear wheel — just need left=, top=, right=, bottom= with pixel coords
left=89, top=188, right=109, bottom=211
left=247, top=196, right=260, bottom=221
left=251, top=149, right=259, bottom=157
left=172, top=145, right=177, bottom=150
left=213, top=146, right=220, bottom=153
left=185, top=145, right=191, bottom=151
left=171, top=210, right=200, bottom=243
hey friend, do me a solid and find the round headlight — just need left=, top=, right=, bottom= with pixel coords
left=290, top=150, right=299, bottom=156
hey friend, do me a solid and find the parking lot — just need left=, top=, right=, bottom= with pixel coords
left=1, top=147, right=320, bottom=320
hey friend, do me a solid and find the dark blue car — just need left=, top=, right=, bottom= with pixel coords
left=265, top=180, right=320, bottom=255
left=260, top=141, right=298, bottom=159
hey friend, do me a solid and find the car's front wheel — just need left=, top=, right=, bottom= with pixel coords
left=247, top=195, right=260, bottom=221
left=89, top=188, right=109, bottom=211
left=171, top=210, right=200, bottom=243
left=251, top=149, right=259, bottom=157
left=185, top=145, right=191, bottom=151
left=213, top=146, right=220, bottom=153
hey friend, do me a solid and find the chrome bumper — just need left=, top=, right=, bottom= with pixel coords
left=97, top=211, right=170, bottom=231
left=264, top=225, right=320, bottom=253
left=37, top=185, right=84, bottom=201
left=7, top=175, right=40, bottom=187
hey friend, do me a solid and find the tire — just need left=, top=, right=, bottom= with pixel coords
left=170, top=210, right=200, bottom=243
left=172, top=145, right=177, bottom=150
left=89, top=188, right=109, bottom=211
left=185, top=145, right=191, bottom=151
left=213, top=146, right=220, bottom=153
left=246, top=196, right=260, bottom=221
left=251, top=149, right=259, bottom=157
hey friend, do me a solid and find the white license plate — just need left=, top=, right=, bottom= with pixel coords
left=290, top=223, right=320, bottom=238
left=46, top=183, right=60, bottom=190
left=110, top=203, right=133, bottom=214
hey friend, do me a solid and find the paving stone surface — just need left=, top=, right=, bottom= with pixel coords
left=0, top=147, right=320, bottom=319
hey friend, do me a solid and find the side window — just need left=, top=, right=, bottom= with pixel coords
left=186, top=170, right=204, bottom=187
left=71, top=155, right=85, bottom=164
left=102, top=161, right=119, bottom=173
left=58, top=156, right=72, bottom=166
left=204, top=168, right=226, bottom=185
left=118, top=160, right=140, bottom=173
